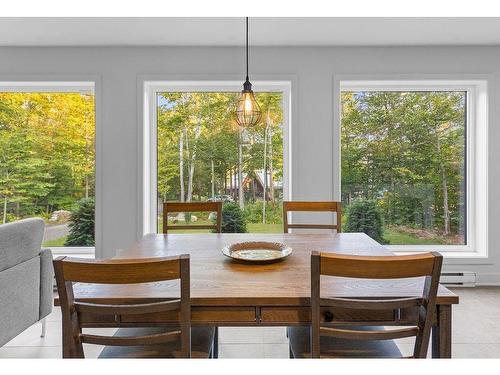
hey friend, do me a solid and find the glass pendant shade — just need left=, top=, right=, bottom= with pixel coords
left=235, top=80, right=262, bottom=127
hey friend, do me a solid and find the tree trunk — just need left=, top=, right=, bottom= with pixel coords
left=211, top=159, right=215, bottom=200
left=186, top=117, right=201, bottom=202
left=238, top=129, right=244, bottom=209
left=224, top=170, right=227, bottom=196
left=233, top=168, right=237, bottom=200
left=2, top=196, right=7, bottom=224
left=252, top=176, right=256, bottom=202
left=85, top=175, right=89, bottom=199
left=436, top=132, right=451, bottom=235
left=179, top=128, right=185, bottom=202
left=229, top=169, right=233, bottom=199
left=262, top=114, right=269, bottom=223
left=269, top=122, right=275, bottom=202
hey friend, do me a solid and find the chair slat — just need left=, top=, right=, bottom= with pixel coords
left=320, top=297, right=423, bottom=310
left=165, top=224, right=218, bottom=230
left=319, top=252, right=437, bottom=279
left=287, top=224, right=337, bottom=230
left=319, top=327, right=419, bottom=341
left=283, top=201, right=340, bottom=212
left=80, top=330, right=181, bottom=346
left=75, top=300, right=181, bottom=315
left=60, top=256, right=181, bottom=284
left=164, top=202, right=221, bottom=212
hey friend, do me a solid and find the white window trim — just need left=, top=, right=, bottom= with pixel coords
left=336, top=78, right=489, bottom=258
left=0, top=79, right=100, bottom=258
left=141, top=80, right=292, bottom=236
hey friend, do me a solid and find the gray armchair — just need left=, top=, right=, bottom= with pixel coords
left=0, top=218, right=53, bottom=346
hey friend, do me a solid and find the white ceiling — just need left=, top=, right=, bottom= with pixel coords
left=1, top=17, right=500, bottom=47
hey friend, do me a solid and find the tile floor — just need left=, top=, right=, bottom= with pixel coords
left=1, top=287, right=499, bottom=359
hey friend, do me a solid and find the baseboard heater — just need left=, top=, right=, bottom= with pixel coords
left=440, top=272, right=476, bottom=287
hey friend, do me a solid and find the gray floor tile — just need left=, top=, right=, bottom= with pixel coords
left=264, top=343, right=290, bottom=358
left=262, top=327, right=288, bottom=344
left=452, top=343, right=500, bottom=358
left=219, top=327, right=264, bottom=344
left=219, top=343, right=265, bottom=358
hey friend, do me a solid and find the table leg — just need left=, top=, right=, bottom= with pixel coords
left=213, top=326, right=219, bottom=359
left=432, top=304, right=452, bottom=358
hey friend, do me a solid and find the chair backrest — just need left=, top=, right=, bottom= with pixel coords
left=162, top=202, right=222, bottom=234
left=310, top=251, right=443, bottom=358
left=283, top=201, right=342, bottom=233
left=53, top=255, right=191, bottom=358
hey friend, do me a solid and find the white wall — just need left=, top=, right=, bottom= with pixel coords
left=0, top=46, right=498, bottom=283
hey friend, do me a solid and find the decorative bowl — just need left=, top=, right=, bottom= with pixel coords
left=221, top=241, right=292, bottom=263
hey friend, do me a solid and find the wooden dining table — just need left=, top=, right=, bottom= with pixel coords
left=60, top=232, right=459, bottom=358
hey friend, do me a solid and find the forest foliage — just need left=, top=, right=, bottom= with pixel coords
left=157, top=92, right=284, bottom=228
left=0, top=92, right=95, bottom=224
left=341, top=91, right=466, bottom=244
left=0, top=89, right=467, bottom=245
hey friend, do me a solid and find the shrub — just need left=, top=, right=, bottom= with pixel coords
left=345, top=199, right=386, bottom=243
left=65, top=198, right=95, bottom=246
left=220, top=203, right=247, bottom=233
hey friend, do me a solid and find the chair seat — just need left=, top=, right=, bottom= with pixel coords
left=98, top=326, right=215, bottom=359
left=287, top=326, right=403, bottom=359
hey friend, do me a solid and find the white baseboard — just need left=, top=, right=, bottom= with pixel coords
left=475, top=272, right=500, bottom=286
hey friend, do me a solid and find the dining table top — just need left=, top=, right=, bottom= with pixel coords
left=69, top=232, right=459, bottom=306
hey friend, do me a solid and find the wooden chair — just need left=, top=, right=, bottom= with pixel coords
left=288, top=251, right=443, bottom=358
left=53, top=255, right=215, bottom=358
left=163, top=202, right=222, bottom=234
left=283, top=201, right=342, bottom=233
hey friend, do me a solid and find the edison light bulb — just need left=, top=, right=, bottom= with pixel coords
left=244, top=95, right=253, bottom=112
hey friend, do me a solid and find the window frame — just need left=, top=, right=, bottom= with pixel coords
left=336, top=78, right=489, bottom=258
left=141, top=80, right=292, bottom=236
left=0, top=80, right=100, bottom=257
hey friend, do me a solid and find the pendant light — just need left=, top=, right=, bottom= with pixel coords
left=235, top=17, right=262, bottom=127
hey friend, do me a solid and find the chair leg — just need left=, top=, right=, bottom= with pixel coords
left=212, top=326, right=219, bottom=358
left=40, top=318, right=47, bottom=338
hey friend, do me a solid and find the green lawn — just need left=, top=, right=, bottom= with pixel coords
left=42, top=236, right=67, bottom=247
left=383, top=227, right=444, bottom=245
left=247, top=223, right=282, bottom=233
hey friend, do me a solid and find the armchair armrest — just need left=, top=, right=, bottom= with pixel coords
left=39, top=248, right=54, bottom=319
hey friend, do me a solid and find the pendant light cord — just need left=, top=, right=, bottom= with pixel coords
left=246, top=17, right=249, bottom=81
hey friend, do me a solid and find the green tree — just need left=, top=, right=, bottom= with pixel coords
left=65, top=198, right=95, bottom=246
left=220, top=203, right=247, bottom=233
left=345, top=199, right=386, bottom=243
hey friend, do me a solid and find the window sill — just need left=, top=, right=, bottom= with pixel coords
left=393, top=248, right=491, bottom=265
left=45, top=247, right=95, bottom=259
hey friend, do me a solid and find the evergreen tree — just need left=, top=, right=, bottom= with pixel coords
left=65, top=198, right=95, bottom=246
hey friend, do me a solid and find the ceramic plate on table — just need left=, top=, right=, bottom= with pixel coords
left=221, top=241, right=292, bottom=263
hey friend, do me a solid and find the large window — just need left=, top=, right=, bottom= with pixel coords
left=339, top=80, right=488, bottom=254
left=143, top=81, right=290, bottom=235
left=0, top=83, right=95, bottom=250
